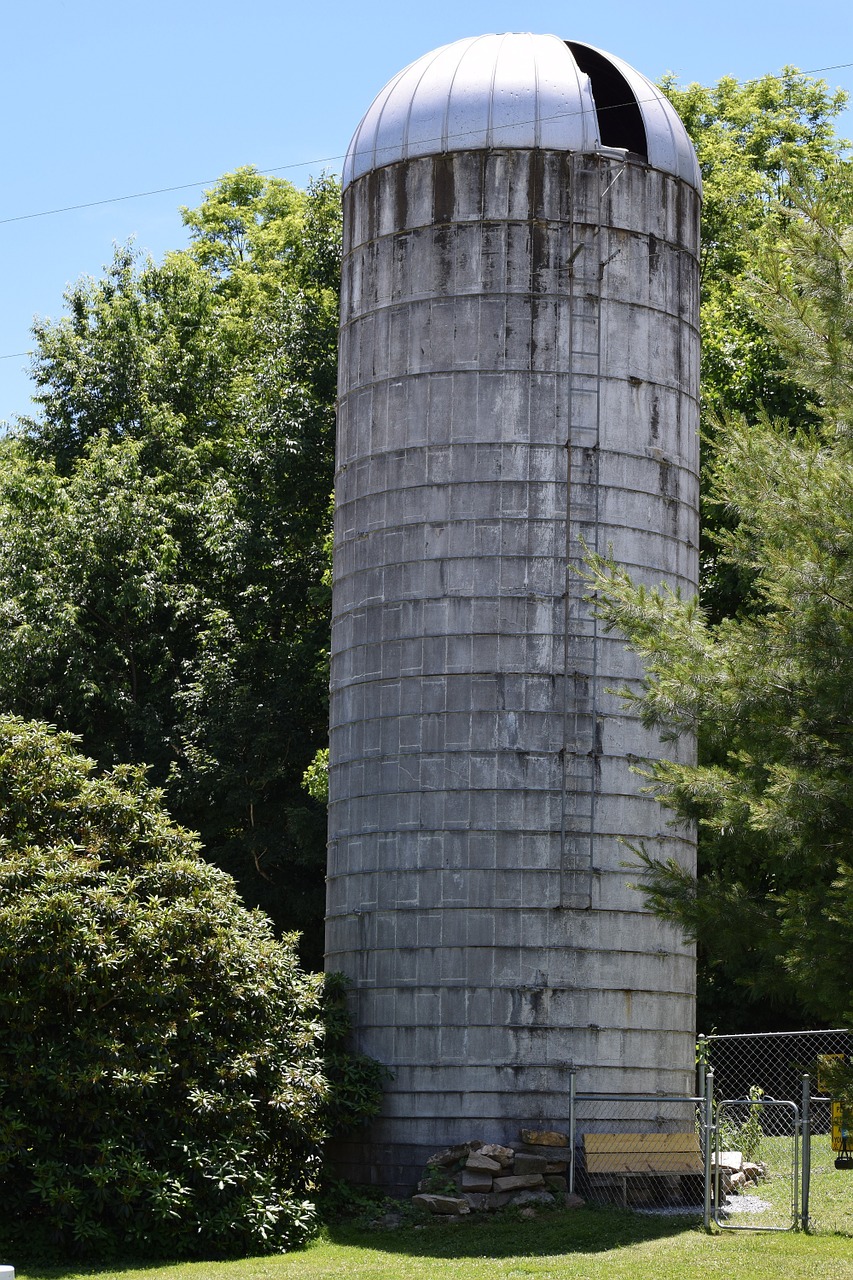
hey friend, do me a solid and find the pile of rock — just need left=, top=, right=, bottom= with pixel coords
left=712, top=1150, right=766, bottom=1196
left=412, top=1129, right=585, bottom=1219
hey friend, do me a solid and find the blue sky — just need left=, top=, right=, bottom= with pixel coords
left=2, top=0, right=851, bottom=422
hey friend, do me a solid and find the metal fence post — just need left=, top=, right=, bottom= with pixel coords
left=801, top=1074, right=811, bottom=1232
left=697, top=1032, right=708, bottom=1101
left=703, top=1067, right=714, bottom=1231
left=568, top=1070, right=577, bottom=1197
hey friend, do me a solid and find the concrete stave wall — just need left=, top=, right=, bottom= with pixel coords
left=327, top=146, right=700, bottom=1193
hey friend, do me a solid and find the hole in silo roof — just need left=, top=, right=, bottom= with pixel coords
left=566, top=42, right=648, bottom=159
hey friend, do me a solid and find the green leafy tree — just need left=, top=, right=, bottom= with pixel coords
left=663, top=70, right=847, bottom=293
left=587, top=172, right=853, bottom=1029
left=0, top=716, right=326, bottom=1260
left=661, top=69, right=848, bottom=622
left=1, top=169, right=339, bottom=961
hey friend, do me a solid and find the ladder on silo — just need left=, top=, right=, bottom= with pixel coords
left=560, top=152, right=624, bottom=911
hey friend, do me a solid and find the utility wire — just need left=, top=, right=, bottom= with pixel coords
left=0, top=56, right=850, bottom=365
left=0, top=164, right=314, bottom=228
left=1, top=58, right=851, bottom=230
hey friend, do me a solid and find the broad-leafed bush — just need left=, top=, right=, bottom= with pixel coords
left=318, top=972, right=388, bottom=1138
left=0, top=717, right=326, bottom=1259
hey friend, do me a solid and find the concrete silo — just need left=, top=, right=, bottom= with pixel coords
left=326, top=33, right=701, bottom=1193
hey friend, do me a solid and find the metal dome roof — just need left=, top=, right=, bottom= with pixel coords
left=343, top=33, right=701, bottom=192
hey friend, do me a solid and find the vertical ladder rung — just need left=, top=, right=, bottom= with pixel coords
left=561, top=153, right=608, bottom=912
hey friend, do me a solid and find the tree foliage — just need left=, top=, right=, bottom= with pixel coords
left=661, top=69, right=849, bottom=623
left=1, top=81, right=849, bottom=1034
left=663, top=70, right=847, bottom=293
left=588, top=171, right=853, bottom=1029
left=317, top=973, right=389, bottom=1139
left=1, top=168, right=339, bottom=961
left=0, top=716, right=326, bottom=1259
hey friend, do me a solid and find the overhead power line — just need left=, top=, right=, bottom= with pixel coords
left=0, top=164, right=318, bottom=228
left=0, top=59, right=851, bottom=231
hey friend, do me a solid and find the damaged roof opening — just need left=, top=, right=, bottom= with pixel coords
left=342, top=34, right=702, bottom=191
left=567, top=41, right=648, bottom=159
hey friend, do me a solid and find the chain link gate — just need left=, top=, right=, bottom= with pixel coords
left=711, top=1094, right=800, bottom=1231
left=703, top=1029, right=853, bottom=1235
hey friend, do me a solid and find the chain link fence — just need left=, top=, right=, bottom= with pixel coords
left=703, top=1029, right=853, bottom=1236
left=700, top=1029, right=852, bottom=1114
left=571, top=1094, right=706, bottom=1216
left=565, top=1031, right=853, bottom=1233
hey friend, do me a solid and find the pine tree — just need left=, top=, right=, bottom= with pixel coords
left=588, top=165, right=853, bottom=1029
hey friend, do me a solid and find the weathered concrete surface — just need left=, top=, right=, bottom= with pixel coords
left=327, top=146, right=700, bottom=1194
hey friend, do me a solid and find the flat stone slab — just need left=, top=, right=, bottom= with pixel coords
left=479, top=1143, right=514, bottom=1167
left=493, top=1173, right=546, bottom=1193
left=461, top=1169, right=493, bottom=1192
left=412, top=1193, right=471, bottom=1215
left=514, top=1153, right=548, bottom=1175
left=515, top=1147, right=569, bottom=1172
left=713, top=1150, right=744, bottom=1172
left=466, top=1152, right=502, bottom=1173
left=510, top=1189, right=557, bottom=1207
left=462, top=1192, right=490, bottom=1211
left=520, top=1129, right=568, bottom=1147
left=427, top=1142, right=482, bottom=1167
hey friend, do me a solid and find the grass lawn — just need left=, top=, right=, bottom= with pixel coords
left=710, top=1129, right=853, bottom=1234
left=9, top=1207, right=853, bottom=1280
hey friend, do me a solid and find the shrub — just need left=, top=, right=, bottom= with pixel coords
left=0, top=717, right=326, bottom=1259
left=318, top=972, right=388, bottom=1138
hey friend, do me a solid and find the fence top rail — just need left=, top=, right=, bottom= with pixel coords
left=717, top=1096, right=799, bottom=1109
left=574, top=1092, right=703, bottom=1104
left=700, top=1028, right=851, bottom=1041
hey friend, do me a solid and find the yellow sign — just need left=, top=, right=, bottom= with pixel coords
left=831, top=1101, right=853, bottom=1153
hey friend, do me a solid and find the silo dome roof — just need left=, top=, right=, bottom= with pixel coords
left=343, top=33, right=701, bottom=193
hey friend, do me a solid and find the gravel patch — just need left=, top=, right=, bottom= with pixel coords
left=720, top=1193, right=773, bottom=1215
left=634, top=1204, right=705, bottom=1217
left=634, top=1193, right=773, bottom=1219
